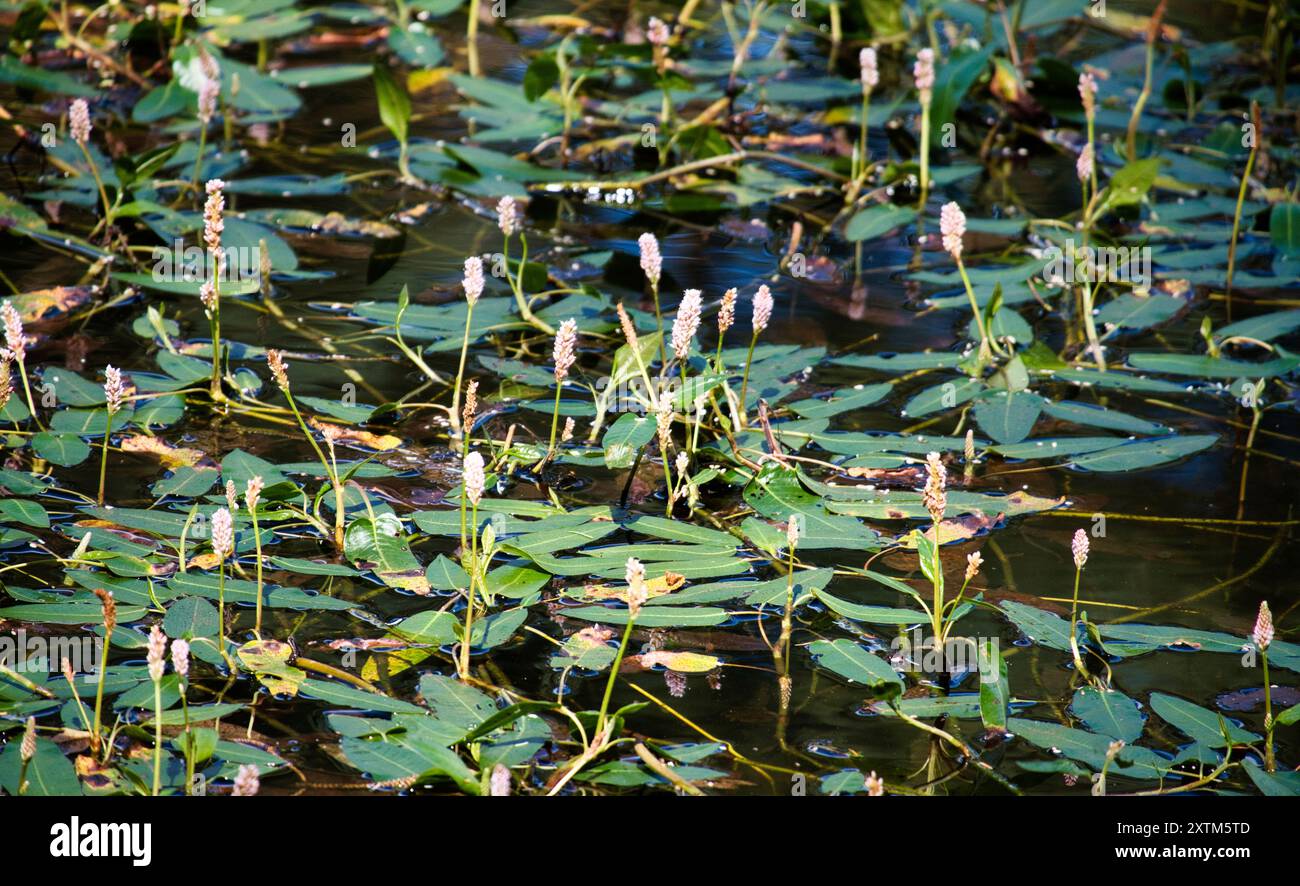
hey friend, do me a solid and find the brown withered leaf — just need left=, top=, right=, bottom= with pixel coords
left=10, top=285, right=97, bottom=325
left=579, top=571, right=685, bottom=602
left=72, top=521, right=161, bottom=550
left=186, top=552, right=222, bottom=571
left=119, top=435, right=211, bottom=468
left=895, top=512, right=1002, bottom=547
left=320, top=638, right=411, bottom=652
left=308, top=417, right=402, bottom=451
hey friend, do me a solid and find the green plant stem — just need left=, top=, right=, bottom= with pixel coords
left=459, top=501, right=479, bottom=681
left=17, top=755, right=30, bottom=795
left=546, top=378, right=563, bottom=457
left=931, top=522, right=944, bottom=645
left=450, top=301, right=475, bottom=437
left=775, top=544, right=797, bottom=672
left=92, top=620, right=112, bottom=758
left=172, top=1, right=185, bottom=46
left=181, top=691, right=193, bottom=795
left=1069, top=567, right=1091, bottom=680
left=217, top=559, right=226, bottom=649
left=1226, top=107, right=1259, bottom=319
left=1125, top=11, right=1159, bottom=163
left=661, top=439, right=674, bottom=518
left=15, top=356, right=43, bottom=430
left=459, top=478, right=469, bottom=575
left=955, top=258, right=997, bottom=362
left=96, top=409, right=112, bottom=506
left=190, top=127, right=207, bottom=198
left=283, top=389, right=344, bottom=549
left=251, top=508, right=264, bottom=637
left=207, top=255, right=224, bottom=402
left=77, top=141, right=114, bottom=234
left=650, top=281, right=666, bottom=372
left=918, top=97, right=931, bottom=208
left=941, top=576, right=974, bottom=645
left=503, top=234, right=555, bottom=334
left=467, top=0, right=481, bottom=78
left=151, top=676, right=163, bottom=796
left=597, top=615, right=636, bottom=735
left=856, top=89, right=871, bottom=184
left=324, top=440, right=348, bottom=553
left=1262, top=651, right=1275, bottom=772
left=1086, top=112, right=1098, bottom=197
left=1080, top=277, right=1105, bottom=371
left=737, top=332, right=759, bottom=427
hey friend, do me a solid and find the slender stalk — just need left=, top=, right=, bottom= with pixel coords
left=737, top=332, right=759, bottom=426
left=1079, top=277, right=1105, bottom=371
left=1262, top=651, right=1275, bottom=772
left=956, top=258, right=998, bottom=362
left=172, top=0, right=185, bottom=46
left=467, top=0, right=481, bottom=78
left=775, top=540, right=797, bottom=672
left=546, top=379, right=563, bottom=456
left=217, top=559, right=226, bottom=649
left=151, top=676, right=163, bottom=795
left=1125, top=0, right=1166, bottom=163
left=661, top=442, right=674, bottom=518
left=855, top=89, right=872, bottom=186
left=14, top=355, right=43, bottom=430
left=207, top=255, right=224, bottom=402
left=827, top=1, right=841, bottom=70
left=597, top=616, right=636, bottom=734
left=650, top=280, right=666, bottom=371
left=77, top=142, right=114, bottom=236
left=459, top=501, right=479, bottom=681
left=17, top=753, right=31, bottom=795
left=1226, top=102, right=1260, bottom=319
left=62, top=664, right=94, bottom=736
left=503, top=234, right=554, bottom=334
left=931, top=525, right=944, bottom=644
left=181, top=692, right=193, bottom=795
left=190, top=127, right=208, bottom=198
left=283, top=390, right=344, bottom=549
left=450, top=302, right=474, bottom=436
left=324, top=438, right=347, bottom=553
left=1086, top=111, right=1098, bottom=197
left=941, top=573, right=974, bottom=645
left=91, top=626, right=112, bottom=758
left=96, top=408, right=111, bottom=506
left=251, top=507, right=264, bottom=637
left=1068, top=567, right=1091, bottom=680
left=918, top=98, right=931, bottom=208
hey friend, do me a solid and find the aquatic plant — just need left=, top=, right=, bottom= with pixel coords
left=0, top=0, right=1296, bottom=801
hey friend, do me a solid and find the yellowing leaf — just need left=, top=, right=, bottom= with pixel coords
left=580, top=571, right=685, bottom=602
left=309, top=417, right=402, bottom=451
left=237, top=639, right=306, bottom=696
left=120, top=435, right=209, bottom=467
left=637, top=650, right=721, bottom=673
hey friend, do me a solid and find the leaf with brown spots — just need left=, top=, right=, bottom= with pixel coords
left=120, top=435, right=211, bottom=467
left=237, top=639, right=306, bottom=696
left=578, top=571, right=685, bottom=602
left=633, top=650, right=721, bottom=673
left=308, top=417, right=402, bottom=451
left=10, top=286, right=97, bottom=325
